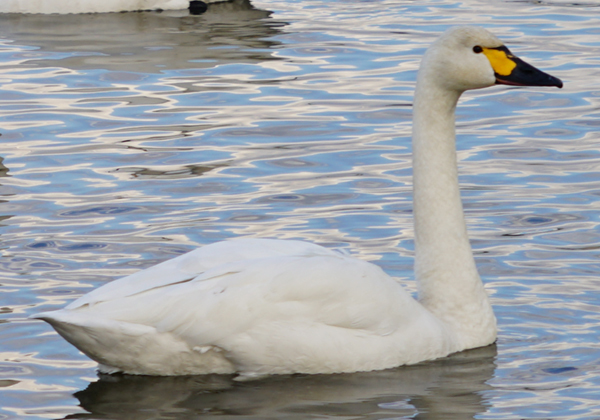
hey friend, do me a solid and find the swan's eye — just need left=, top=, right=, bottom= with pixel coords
left=473, top=46, right=483, bottom=54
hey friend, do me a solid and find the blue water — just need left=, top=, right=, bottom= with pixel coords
left=1, top=0, right=599, bottom=418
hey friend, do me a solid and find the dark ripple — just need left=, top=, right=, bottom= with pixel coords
left=258, top=193, right=356, bottom=206
left=59, top=206, right=139, bottom=217
left=58, top=243, right=107, bottom=251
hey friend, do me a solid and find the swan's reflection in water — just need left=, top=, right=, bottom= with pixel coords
left=67, top=345, right=496, bottom=419
left=0, top=0, right=282, bottom=72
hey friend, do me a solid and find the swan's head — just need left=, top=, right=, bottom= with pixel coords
left=419, top=26, right=563, bottom=93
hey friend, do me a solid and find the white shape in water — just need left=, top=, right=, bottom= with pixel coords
left=32, top=26, right=562, bottom=379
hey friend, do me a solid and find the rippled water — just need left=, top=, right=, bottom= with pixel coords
left=0, top=0, right=599, bottom=418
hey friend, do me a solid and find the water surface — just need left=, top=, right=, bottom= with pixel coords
left=0, top=0, right=599, bottom=418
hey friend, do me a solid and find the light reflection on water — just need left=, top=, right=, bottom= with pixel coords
left=0, top=0, right=599, bottom=418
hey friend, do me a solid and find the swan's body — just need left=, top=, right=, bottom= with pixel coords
left=33, top=26, right=562, bottom=379
left=0, top=0, right=222, bottom=14
left=38, top=239, right=460, bottom=377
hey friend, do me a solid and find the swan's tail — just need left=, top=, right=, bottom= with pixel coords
left=31, top=310, right=235, bottom=375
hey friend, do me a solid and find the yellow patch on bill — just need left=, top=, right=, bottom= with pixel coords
left=482, top=47, right=517, bottom=76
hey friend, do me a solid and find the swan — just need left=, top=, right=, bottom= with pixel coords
left=32, top=26, right=562, bottom=380
left=0, top=0, right=220, bottom=14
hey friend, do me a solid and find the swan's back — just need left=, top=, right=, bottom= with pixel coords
left=64, top=239, right=339, bottom=309
left=0, top=0, right=206, bottom=14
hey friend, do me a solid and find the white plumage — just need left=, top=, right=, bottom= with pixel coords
left=32, top=26, right=562, bottom=379
left=0, top=0, right=221, bottom=14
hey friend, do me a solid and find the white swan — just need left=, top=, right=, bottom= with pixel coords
left=0, top=0, right=221, bottom=14
left=32, top=26, right=562, bottom=379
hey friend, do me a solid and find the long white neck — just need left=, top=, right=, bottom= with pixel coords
left=411, top=69, right=496, bottom=347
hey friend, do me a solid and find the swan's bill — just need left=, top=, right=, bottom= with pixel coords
left=482, top=46, right=563, bottom=88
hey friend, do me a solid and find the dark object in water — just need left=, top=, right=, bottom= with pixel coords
left=189, top=0, right=208, bottom=14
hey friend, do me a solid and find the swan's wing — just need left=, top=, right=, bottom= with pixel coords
left=67, top=238, right=341, bottom=310
left=83, top=252, right=418, bottom=346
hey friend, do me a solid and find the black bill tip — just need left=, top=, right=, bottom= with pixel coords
left=495, top=55, right=562, bottom=89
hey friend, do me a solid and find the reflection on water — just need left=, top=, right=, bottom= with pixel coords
left=68, top=346, right=497, bottom=420
left=0, top=0, right=281, bottom=72
left=0, top=0, right=600, bottom=419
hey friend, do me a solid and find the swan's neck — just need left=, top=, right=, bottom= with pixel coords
left=411, top=76, right=496, bottom=346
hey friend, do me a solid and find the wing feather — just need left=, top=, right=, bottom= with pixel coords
left=68, top=238, right=338, bottom=309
